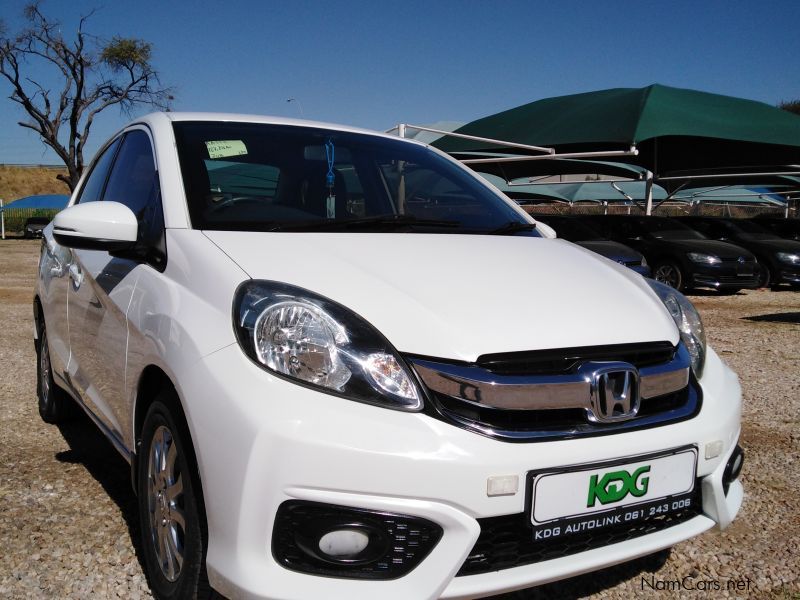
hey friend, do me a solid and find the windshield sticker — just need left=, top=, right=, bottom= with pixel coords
left=205, top=140, right=248, bottom=159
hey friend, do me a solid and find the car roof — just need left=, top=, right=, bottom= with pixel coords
left=130, top=111, right=418, bottom=147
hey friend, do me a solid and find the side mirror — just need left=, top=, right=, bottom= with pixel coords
left=53, top=201, right=138, bottom=251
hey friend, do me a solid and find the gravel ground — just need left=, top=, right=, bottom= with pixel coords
left=0, top=238, right=798, bottom=599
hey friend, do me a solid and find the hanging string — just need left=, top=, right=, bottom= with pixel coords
left=325, top=138, right=335, bottom=218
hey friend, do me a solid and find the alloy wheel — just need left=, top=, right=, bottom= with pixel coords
left=146, top=425, right=186, bottom=582
left=39, top=331, right=51, bottom=413
left=654, top=263, right=681, bottom=289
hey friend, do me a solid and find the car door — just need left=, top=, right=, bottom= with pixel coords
left=41, top=137, right=122, bottom=391
left=68, top=128, right=161, bottom=446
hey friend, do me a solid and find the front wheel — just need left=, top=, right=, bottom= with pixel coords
left=138, top=397, right=211, bottom=599
left=757, top=264, right=772, bottom=288
left=653, top=261, right=684, bottom=291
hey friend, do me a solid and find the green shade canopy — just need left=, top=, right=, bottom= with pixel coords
left=478, top=174, right=666, bottom=203
left=671, top=186, right=788, bottom=206
left=467, top=158, right=645, bottom=183
left=478, top=173, right=570, bottom=202
left=435, top=84, right=800, bottom=178
left=549, top=181, right=668, bottom=203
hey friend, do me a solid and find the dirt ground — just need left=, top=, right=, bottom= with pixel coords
left=0, top=238, right=798, bottom=599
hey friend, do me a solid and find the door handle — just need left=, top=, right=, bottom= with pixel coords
left=68, top=263, right=83, bottom=289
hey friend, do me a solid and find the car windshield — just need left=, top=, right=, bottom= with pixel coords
left=722, top=219, right=779, bottom=240
left=634, top=218, right=707, bottom=240
left=172, top=122, right=538, bottom=235
left=540, top=217, right=605, bottom=241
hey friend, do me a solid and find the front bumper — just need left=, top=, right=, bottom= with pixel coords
left=689, top=268, right=758, bottom=290
left=776, top=266, right=800, bottom=285
left=177, top=345, right=742, bottom=600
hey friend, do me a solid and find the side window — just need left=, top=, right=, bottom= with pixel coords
left=75, top=137, right=122, bottom=204
left=102, top=129, right=167, bottom=269
left=103, top=130, right=158, bottom=217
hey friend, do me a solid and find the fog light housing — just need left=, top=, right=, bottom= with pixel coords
left=272, top=501, right=443, bottom=579
left=722, top=445, right=744, bottom=495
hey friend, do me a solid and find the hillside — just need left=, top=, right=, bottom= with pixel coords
left=0, top=166, right=70, bottom=203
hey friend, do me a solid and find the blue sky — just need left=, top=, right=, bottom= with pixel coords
left=1, top=0, right=799, bottom=166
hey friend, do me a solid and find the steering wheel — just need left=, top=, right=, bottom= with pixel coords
left=205, top=195, right=262, bottom=215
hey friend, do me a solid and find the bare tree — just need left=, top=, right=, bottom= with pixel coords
left=0, top=3, right=172, bottom=190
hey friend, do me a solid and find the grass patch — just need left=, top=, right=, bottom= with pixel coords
left=0, top=165, right=69, bottom=203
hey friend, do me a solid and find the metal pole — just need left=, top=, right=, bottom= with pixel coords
left=1, top=199, right=4, bottom=240
left=398, top=123, right=407, bottom=139
left=462, top=148, right=638, bottom=165
left=399, top=124, right=554, bottom=154
left=644, top=171, right=654, bottom=216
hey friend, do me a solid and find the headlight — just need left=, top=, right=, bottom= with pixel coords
left=776, top=252, right=800, bottom=265
left=687, top=252, right=721, bottom=265
left=646, top=279, right=706, bottom=378
left=234, top=281, right=422, bottom=411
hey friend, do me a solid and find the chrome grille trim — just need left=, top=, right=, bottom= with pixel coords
left=410, top=344, right=690, bottom=412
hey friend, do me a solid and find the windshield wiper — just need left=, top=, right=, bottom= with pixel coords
left=267, top=214, right=461, bottom=232
left=487, top=221, right=538, bottom=235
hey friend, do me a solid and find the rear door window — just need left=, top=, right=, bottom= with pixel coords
left=75, top=138, right=122, bottom=204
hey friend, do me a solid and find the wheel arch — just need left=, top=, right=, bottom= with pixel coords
left=133, top=365, right=212, bottom=596
left=131, top=365, right=206, bottom=511
left=33, top=295, right=43, bottom=346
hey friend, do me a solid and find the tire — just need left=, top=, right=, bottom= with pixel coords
left=653, top=261, right=684, bottom=291
left=757, top=264, right=772, bottom=288
left=138, top=396, right=212, bottom=600
left=642, top=547, right=672, bottom=572
left=36, top=325, right=74, bottom=423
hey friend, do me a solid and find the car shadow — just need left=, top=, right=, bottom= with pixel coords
left=742, top=312, right=800, bottom=324
left=487, top=549, right=671, bottom=599
left=54, top=408, right=147, bottom=577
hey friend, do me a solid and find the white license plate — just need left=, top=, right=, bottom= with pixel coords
left=529, top=447, right=697, bottom=540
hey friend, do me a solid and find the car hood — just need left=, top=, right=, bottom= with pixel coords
left=575, top=240, right=643, bottom=263
left=204, top=232, right=679, bottom=361
left=657, top=238, right=755, bottom=259
left=732, top=238, right=800, bottom=253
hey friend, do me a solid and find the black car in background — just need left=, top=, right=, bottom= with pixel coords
left=749, top=217, right=800, bottom=242
left=23, top=216, right=51, bottom=238
left=582, top=215, right=759, bottom=293
left=536, top=215, right=651, bottom=276
left=678, top=217, right=800, bottom=288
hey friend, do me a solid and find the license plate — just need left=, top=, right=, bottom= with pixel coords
left=528, top=447, right=697, bottom=541
left=737, top=263, right=754, bottom=276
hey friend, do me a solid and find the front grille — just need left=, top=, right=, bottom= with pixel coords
left=457, top=486, right=703, bottom=577
left=476, top=341, right=675, bottom=376
left=411, top=342, right=700, bottom=442
left=432, top=386, right=693, bottom=440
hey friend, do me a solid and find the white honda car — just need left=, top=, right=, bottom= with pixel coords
left=34, top=112, right=743, bottom=600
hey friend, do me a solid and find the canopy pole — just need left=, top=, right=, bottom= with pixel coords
left=398, top=123, right=407, bottom=139
left=644, top=171, right=654, bottom=215
left=1, top=198, right=5, bottom=240
left=786, top=198, right=790, bottom=218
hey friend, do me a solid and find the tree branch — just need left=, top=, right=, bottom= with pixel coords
left=0, top=3, right=172, bottom=190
